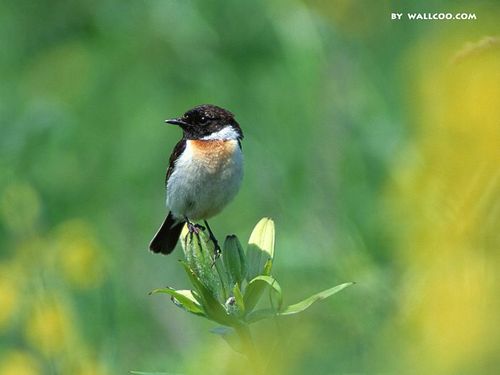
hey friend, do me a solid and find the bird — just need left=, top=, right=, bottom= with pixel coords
left=149, top=104, right=244, bottom=255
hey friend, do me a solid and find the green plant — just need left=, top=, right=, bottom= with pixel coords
left=146, top=218, right=353, bottom=373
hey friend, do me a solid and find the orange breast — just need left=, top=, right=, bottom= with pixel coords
left=187, top=140, right=239, bottom=172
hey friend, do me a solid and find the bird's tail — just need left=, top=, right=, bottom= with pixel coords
left=149, top=212, right=185, bottom=255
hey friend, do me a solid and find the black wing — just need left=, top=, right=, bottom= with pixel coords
left=165, top=138, right=186, bottom=187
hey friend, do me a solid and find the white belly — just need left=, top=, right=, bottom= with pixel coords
left=166, top=140, right=243, bottom=221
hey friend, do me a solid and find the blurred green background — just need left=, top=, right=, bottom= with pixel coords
left=1, top=0, right=499, bottom=374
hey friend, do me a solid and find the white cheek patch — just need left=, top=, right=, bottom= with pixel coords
left=201, top=126, right=240, bottom=140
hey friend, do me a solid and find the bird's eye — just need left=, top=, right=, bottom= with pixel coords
left=199, top=115, right=210, bottom=124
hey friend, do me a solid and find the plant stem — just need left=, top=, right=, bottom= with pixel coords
left=234, top=324, right=263, bottom=374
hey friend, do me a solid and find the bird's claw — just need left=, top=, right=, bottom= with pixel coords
left=187, top=221, right=204, bottom=234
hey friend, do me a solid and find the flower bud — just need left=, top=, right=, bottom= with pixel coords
left=223, top=235, right=247, bottom=287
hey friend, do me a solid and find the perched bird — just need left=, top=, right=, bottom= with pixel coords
left=149, top=104, right=244, bottom=254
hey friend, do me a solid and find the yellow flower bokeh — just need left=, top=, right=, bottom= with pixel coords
left=73, top=359, right=110, bottom=375
left=53, top=219, right=106, bottom=289
left=0, top=265, right=20, bottom=330
left=0, top=217, right=108, bottom=370
left=386, top=35, right=500, bottom=374
left=25, top=298, right=76, bottom=357
left=0, top=351, right=40, bottom=375
left=57, top=356, right=111, bottom=375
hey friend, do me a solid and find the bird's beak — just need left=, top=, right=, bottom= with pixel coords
left=165, top=118, right=188, bottom=126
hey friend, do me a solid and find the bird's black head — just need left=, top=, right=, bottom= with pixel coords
left=165, top=104, right=243, bottom=140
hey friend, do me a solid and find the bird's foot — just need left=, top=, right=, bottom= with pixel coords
left=184, top=218, right=221, bottom=263
left=186, top=221, right=202, bottom=234
left=203, top=220, right=221, bottom=262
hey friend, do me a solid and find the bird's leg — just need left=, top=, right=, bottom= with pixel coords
left=204, top=220, right=221, bottom=257
left=194, top=223, right=205, bottom=231
left=185, top=217, right=206, bottom=240
left=184, top=217, right=202, bottom=247
left=185, top=217, right=200, bottom=234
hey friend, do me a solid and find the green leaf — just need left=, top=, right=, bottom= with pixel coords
left=223, top=235, right=247, bottom=287
left=150, top=288, right=205, bottom=316
left=246, top=218, right=275, bottom=280
left=245, top=308, right=276, bottom=323
left=213, top=252, right=230, bottom=301
left=279, top=282, right=354, bottom=316
left=180, top=262, right=234, bottom=325
left=263, top=258, right=272, bottom=276
left=181, top=227, right=221, bottom=296
left=243, top=275, right=282, bottom=314
left=130, top=372, right=175, bottom=375
left=180, top=224, right=193, bottom=261
left=245, top=282, right=354, bottom=323
left=233, top=283, right=245, bottom=315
